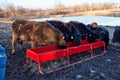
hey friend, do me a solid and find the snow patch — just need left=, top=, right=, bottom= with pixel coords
left=106, top=59, right=111, bottom=62
left=31, top=16, right=120, bottom=26
left=90, top=69, right=96, bottom=73
left=76, top=74, right=82, bottom=79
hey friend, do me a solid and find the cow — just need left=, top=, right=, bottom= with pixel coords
left=47, top=20, right=81, bottom=46
left=89, top=22, right=109, bottom=49
left=47, top=20, right=72, bottom=42
left=69, top=21, right=97, bottom=43
left=112, top=26, right=120, bottom=43
left=12, top=20, right=66, bottom=54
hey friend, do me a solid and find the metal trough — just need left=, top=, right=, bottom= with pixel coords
left=26, top=40, right=106, bottom=74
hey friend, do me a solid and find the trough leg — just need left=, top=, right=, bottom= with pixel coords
left=38, top=62, right=44, bottom=74
left=90, top=45, right=94, bottom=58
left=90, top=50, right=94, bottom=58
left=67, top=49, right=70, bottom=65
left=37, top=57, right=44, bottom=74
left=26, top=54, right=33, bottom=64
left=103, top=45, right=107, bottom=55
left=67, top=55, right=70, bottom=65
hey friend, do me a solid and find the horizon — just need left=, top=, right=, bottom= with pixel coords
left=0, top=0, right=120, bottom=9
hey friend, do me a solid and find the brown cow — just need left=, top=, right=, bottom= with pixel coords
left=12, top=20, right=66, bottom=54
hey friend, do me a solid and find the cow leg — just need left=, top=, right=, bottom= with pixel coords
left=12, top=32, right=17, bottom=54
left=18, top=41, right=23, bottom=50
left=31, top=41, right=36, bottom=48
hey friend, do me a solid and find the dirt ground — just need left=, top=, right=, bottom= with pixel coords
left=0, top=23, right=120, bottom=80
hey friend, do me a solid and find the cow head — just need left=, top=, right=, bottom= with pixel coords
left=91, top=22, right=99, bottom=29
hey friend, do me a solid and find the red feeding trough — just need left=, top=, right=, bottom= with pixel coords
left=26, top=40, right=106, bottom=74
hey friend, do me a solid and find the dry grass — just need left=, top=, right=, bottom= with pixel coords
left=0, top=18, right=13, bottom=23
left=0, top=3, right=120, bottom=23
left=66, top=8, right=120, bottom=17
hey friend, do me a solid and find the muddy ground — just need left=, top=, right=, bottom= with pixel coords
left=0, top=23, right=120, bottom=80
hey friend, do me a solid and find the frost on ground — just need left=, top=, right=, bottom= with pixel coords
left=0, top=17, right=120, bottom=80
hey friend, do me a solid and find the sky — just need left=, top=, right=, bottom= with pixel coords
left=0, top=0, right=120, bottom=9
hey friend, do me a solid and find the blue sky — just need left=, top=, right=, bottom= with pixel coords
left=0, top=0, right=120, bottom=9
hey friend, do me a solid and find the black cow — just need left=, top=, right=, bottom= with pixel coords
left=69, top=21, right=97, bottom=43
left=112, top=26, right=120, bottom=43
left=47, top=20, right=81, bottom=46
left=89, top=22, right=109, bottom=49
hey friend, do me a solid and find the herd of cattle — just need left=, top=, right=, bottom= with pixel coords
left=11, top=19, right=119, bottom=54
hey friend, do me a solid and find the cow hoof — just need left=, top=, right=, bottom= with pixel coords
left=12, top=50, right=16, bottom=55
left=12, top=52, right=15, bottom=55
left=20, top=46, right=24, bottom=50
